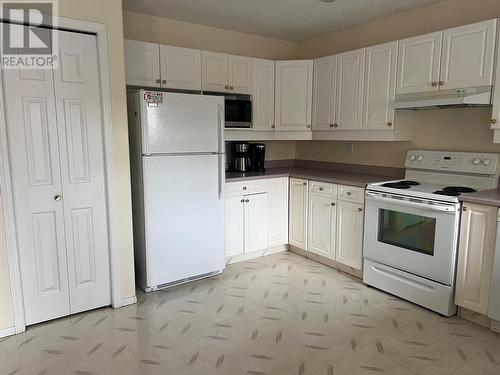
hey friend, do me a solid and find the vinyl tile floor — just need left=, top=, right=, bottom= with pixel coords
left=2, top=251, right=500, bottom=375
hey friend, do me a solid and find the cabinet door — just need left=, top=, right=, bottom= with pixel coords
left=363, top=41, right=397, bottom=130
left=267, top=178, right=289, bottom=248
left=244, top=193, right=268, bottom=253
left=202, top=51, right=228, bottom=92
left=440, top=20, right=496, bottom=90
left=335, top=201, right=364, bottom=270
left=335, top=49, right=365, bottom=130
left=289, top=178, right=308, bottom=250
left=397, top=31, right=442, bottom=94
left=228, top=55, right=253, bottom=94
left=312, top=55, right=336, bottom=131
left=275, top=60, right=313, bottom=131
left=455, top=203, right=497, bottom=314
left=253, top=58, right=275, bottom=131
left=308, top=195, right=335, bottom=259
left=124, top=39, right=160, bottom=87
left=160, top=45, right=201, bottom=91
left=225, top=196, right=244, bottom=257
left=493, top=23, right=500, bottom=129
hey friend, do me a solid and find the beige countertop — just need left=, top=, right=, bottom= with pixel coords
left=459, top=188, right=500, bottom=207
left=226, top=167, right=396, bottom=187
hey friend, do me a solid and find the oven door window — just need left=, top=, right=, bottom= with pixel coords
left=378, top=209, right=436, bottom=256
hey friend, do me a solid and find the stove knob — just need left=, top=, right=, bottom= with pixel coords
left=417, top=154, right=424, bottom=161
left=483, top=158, right=492, bottom=166
left=409, top=154, right=416, bottom=161
left=472, top=158, right=481, bottom=166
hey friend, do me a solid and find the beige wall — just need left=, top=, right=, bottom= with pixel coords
left=0, top=0, right=136, bottom=332
left=295, top=0, right=500, bottom=168
left=262, top=141, right=296, bottom=161
left=123, top=11, right=301, bottom=60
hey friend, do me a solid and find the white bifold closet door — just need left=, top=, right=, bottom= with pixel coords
left=2, top=28, right=111, bottom=325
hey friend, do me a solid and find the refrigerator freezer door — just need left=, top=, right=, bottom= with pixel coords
left=143, top=154, right=225, bottom=288
left=141, top=91, right=224, bottom=154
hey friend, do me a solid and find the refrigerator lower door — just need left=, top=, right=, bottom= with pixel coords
left=143, top=154, right=225, bottom=289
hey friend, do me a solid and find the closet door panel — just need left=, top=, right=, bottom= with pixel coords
left=53, top=30, right=111, bottom=314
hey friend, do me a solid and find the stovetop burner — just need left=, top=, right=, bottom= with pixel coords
left=443, top=186, right=477, bottom=193
left=433, top=190, right=461, bottom=197
left=381, top=180, right=421, bottom=189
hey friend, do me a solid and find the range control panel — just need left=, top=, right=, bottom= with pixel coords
left=405, top=150, right=500, bottom=175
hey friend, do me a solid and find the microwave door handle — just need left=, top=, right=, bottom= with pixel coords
left=365, top=192, right=458, bottom=213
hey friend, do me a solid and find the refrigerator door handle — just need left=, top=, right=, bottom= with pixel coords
left=218, top=103, right=225, bottom=200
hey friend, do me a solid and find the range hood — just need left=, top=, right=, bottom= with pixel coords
left=394, top=86, right=492, bottom=110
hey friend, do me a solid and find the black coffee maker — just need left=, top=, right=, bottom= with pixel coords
left=250, top=143, right=266, bottom=172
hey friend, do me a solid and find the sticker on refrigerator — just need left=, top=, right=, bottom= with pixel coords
left=144, top=92, right=163, bottom=107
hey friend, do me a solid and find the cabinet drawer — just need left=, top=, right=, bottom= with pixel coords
left=225, top=179, right=268, bottom=197
left=309, top=181, right=337, bottom=198
left=338, top=185, right=364, bottom=203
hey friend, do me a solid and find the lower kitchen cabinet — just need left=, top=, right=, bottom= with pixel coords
left=455, top=203, right=497, bottom=314
left=244, top=193, right=268, bottom=252
left=336, top=200, right=364, bottom=269
left=267, top=177, right=289, bottom=247
left=308, top=194, right=336, bottom=259
left=224, top=196, right=245, bottom=257
left=289, top=178, right=309, bottom=250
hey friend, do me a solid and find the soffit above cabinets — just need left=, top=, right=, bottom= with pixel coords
left=122, top=0, right=443, bottom=41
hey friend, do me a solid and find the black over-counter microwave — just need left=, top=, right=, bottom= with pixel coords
left=224, top=94, right=252, bottom=128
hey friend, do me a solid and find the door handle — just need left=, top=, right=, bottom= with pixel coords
left=365, top=192, right=458, bottom=213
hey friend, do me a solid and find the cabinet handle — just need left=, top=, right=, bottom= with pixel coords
left=358, top=207, right=363, bottom=212
left=54, top=194, right=62, bottom=201
left=438, top=81, right=444, bottom=86
left=329, top=124, right=334, bottom=128
left=431, top=82, right=437, bottom=87
left=302, top=182, right=307, bottom=186
left=331, top=202, right=336, bottom=206
left=462, top=207, right=467, bottom=212
left=272, top=124, right=275, bottom=129
left=333, top=123, right=338, bottom=128
left=241, top=199, right=244, bottom=203
left=156, top=79, right=161, bottom=84
left=319, top=187, right=324, bottom=191
left=346, top=192, right=352, bottom=196
left=162, top=80, right=167, bottom=84
left=307, top=124, right=311, bottom=128
left=230, top=86, right=234, bottom=90
left=387, top=122, right=392, bottom=127
left=492, top=119, right=497, bottom=125
left=225, top=85, right=229, bottom=89
left=243, top=186, right=247, bottom=190
left=245, top=199, right=249, bottom=203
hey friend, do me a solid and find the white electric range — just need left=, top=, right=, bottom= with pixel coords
left=363, top=150, right=500, bottom=316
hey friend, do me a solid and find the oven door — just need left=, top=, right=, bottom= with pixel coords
left=363, top=191, right=460, bottom=285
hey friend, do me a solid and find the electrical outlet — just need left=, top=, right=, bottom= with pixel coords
left=491, top=319, right=500, bottom=333
left=345, top=143, right=354, bottom=155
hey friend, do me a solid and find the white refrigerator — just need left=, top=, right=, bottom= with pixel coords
left=127, top=90, right=225, bottom=291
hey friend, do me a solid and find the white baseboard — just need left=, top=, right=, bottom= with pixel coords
left=120, top=295, right=137, bottom=308
left=225, top=244, right=288, bottom=265
left=0, top=326, right=16, bottom=338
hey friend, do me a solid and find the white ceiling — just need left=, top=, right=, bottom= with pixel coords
left=122, top=0, right=444, bottom=41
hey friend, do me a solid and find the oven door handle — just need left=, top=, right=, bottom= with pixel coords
left=365, top=192, right=459, bottom=213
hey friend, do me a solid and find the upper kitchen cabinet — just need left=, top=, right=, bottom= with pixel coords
left=275, top=60, right=314, bottom=131
left=159, top=45, right=201, bottom=91
left=362, top=41, right=398, bottom=130
left=202, top=51, right=253, bottom=94
left=493, top=23, right=500, bottom=134
left=312, top=55, right=336, bottom=131
left=335, top=49, right=365, bottom=130
left=397, top=31, right=442, bottom=94
left=397, top=19, right=496, bottom=94
left=124, top=40, right=161, bottom=87
left=202, top=51, right=228, bottom=92
left=252, top=58, right=275, bottom=131
left=440, top=20, right=496, bottom=90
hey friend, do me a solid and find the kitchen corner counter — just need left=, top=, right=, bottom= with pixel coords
left=459, top=188, right=500, bottom=207
left=226, top=167, right=396, bottom=187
